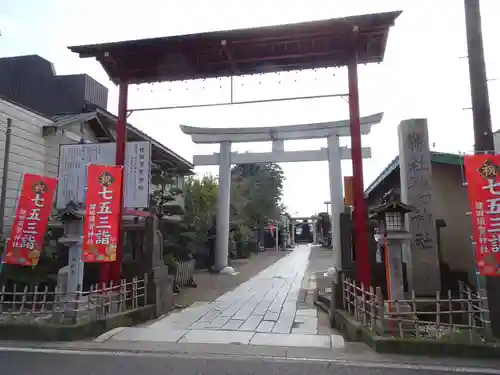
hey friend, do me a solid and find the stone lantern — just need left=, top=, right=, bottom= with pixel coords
left=369, top=189, right=413, bottom=303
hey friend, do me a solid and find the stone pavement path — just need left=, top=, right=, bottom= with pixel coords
left=173, top=250, right=287, bottom=308
left=99, top=245, right=344, bottom=349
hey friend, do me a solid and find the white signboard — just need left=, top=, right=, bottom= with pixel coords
left=56, top=141, right=151, bottom=209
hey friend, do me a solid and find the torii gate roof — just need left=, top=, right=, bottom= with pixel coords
left=68, top=11, right=401, bottom=85
left=180, top=113, right=383, bottom=143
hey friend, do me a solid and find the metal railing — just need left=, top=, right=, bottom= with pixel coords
left=341, top=275, right=492, bottom=343
left=0, top=274, right=148, bottom=325
left=174, top=259, right=196, bottom=287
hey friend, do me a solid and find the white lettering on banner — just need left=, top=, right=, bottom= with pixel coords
left=14, top=195, right=46, bottom=249
left=32, top=193, right=45, bottom=208
left=475, top=200, right=489, bottom=254
left=56, top=142, right=151, bottom=209
left=87, top=204, right=97, bottom=245
left=480, top=179, right=500, bottom=253
left=95, top=184, right=113, bottom=246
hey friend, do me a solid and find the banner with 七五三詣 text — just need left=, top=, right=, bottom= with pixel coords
left=2, top=174, right=57, bottom=266
left=464, top=154, right=500, bottom=276
left=82, top=164, right=123, bottom=262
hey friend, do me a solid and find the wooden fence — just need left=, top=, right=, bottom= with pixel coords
left=0, top=274, right=148, bottom=325
left=341, top=275, right=492, bottom=343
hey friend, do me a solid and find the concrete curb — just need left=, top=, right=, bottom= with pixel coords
left=0, top=343, right=500, bottom=373
left=93, top=327, right=126, bottom=342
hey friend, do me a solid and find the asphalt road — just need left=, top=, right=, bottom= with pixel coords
left=0, top=349, right=496, bottom=375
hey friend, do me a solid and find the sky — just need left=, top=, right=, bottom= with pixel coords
left=1, top=0, right=500, bottom=217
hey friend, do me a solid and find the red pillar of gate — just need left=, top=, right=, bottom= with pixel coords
left=100, top=81, right=128, bottom=285
left=347, top=57, right=371, bottom=287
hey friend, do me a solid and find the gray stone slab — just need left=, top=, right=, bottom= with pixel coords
left=149, top=316, right=196, bottom=330
left=222, top=319, right=244, bottom=330
left=277, top=311, right=295, bottom=324
left=179, top=330, right=254, bottom=345
left=281, top=300, right=297, bottom=313
left=268, top=305, right=284, bottom=314
left=256, top=320, right=275, bottom=333
left=179, top=305, right=211, bottom=316
left=188, top=321, right=210, bottom=330
left=250, top=333, right=331, bottom=348
left=272, top=312, right=296, bottom=334
left=276, top=288, right=291, bottom=299
left=219, top=299, right=247, bottom=317
left=255, top=292, right=278, bottom=312
left=273, top=290, right=288, bottom=303
left=111, top=327, right=187, bottom=343
left=238, top=314, right=263, bottom=331
left=263, top=311, right=280, bottom=322
left=250, top=309, right=266, bottom=317
left=272, top=324, right=291, bottom=334
left=291, top=327, right=318, bottom=334
left=197, top=310, right=221, bottom=323
left=148, top=306, right=211, bottom=330
left=296, top=309, right=317, bottom=317
left=206, top=315, right=231, bottom=329
left=331, top=334, right=345, bottom=348
left=294, top=315, right=317, bottom=325
left=233, top=300, right=259, bottom=320
left=211, top=304, right=230, bottom=312
left=268, top=299, right=285, bottom=313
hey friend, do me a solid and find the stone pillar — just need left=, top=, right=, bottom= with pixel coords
left=272, top=140, right=284, bottom=152
left=386, top=239, right=405, bottom=301
left=398, top=119, right=440, bottom=294
left=288, top=221, right=292, bottom=247
left=378, top=234, right=412, bottom=330
left=275, top=226, right=279, bottom=252
left=215, top=141, right=235, bottom=274
left=58, top=219, right=84, bottom=295
left=327, top=135, right=343, bottom=269
left=143, top=215, right=173, bottom=316
left=291, top=220, right=295, bottom=244
left=67, top=240, right=84, bottom=294
left=312, top=220, right=317, bottom=244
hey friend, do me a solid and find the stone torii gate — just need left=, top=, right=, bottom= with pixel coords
left=181, top=112, right=383, bottom=274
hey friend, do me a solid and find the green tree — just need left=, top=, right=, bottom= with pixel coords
left=150, top=167, right=185, bottom=218
left=184, top=174, right=219, bottom=254
left=174, top=164, right=285, bottom=263
left=230, top=163, right=285, bottom=231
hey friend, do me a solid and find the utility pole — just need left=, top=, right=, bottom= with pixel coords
left=0, top=118, right=12, bottom=242
left=464, top=0, right=500, bottom=337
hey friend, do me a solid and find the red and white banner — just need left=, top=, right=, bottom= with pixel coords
left=82, top=165, right=123, bottom=263
left=3, top=174, right=57, bottom=266
left=464, top=154, right=500, bottom=276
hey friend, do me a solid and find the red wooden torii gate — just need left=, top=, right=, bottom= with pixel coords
left=68, top=11, right=401, bottom=286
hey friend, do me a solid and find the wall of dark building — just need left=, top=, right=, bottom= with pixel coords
left=0, top=55, right=108, bottom=116
left=365, top=168, right=401, bottom=210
